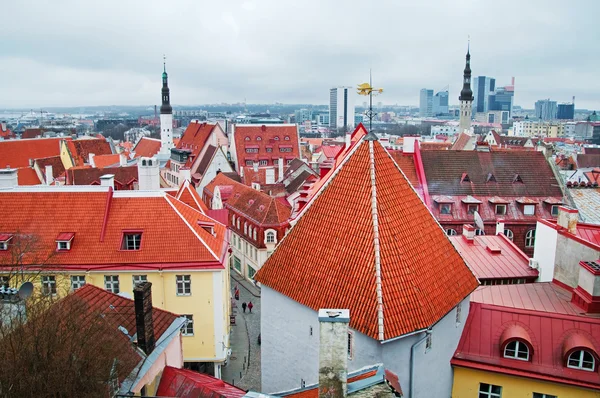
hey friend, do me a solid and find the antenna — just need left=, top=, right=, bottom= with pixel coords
left=17, top=282, right=34, bottom=300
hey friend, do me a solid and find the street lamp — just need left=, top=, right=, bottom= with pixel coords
left=357, top=71, right=384, bottom=133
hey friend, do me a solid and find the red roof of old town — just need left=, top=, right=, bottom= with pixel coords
left=156, top=366, right=245, bottom=398
left=255, top=130, right=478, bottom=340
left=16, top=167, right=41, bottom=185
left=173, top=180, right=209, bottom=213
left=0, top=137, right=67, bottom=168
left=66, top=138, right=112, bottom=167
left=35, top=155, right=66, bottom=179
left=133, top=137, right=162, bottom=158
left=234, top=124, right=300, bottom=167
left=66, top=166, right=138, bottom=189
left=388, top=150, right=420, bottom=189
left=93, top=154, right=121, bottom=168
left=454, top=283, right=600, bottom=390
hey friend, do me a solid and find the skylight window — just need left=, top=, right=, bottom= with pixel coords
left=55, top=232, right=75, bottom=251
left=122, top=232, right=142, bottom=251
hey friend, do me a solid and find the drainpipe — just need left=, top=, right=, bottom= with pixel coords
left=409, top=328, right=432, bottom=398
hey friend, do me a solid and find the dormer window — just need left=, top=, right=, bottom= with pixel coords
left=551, top=205, right=560, bottom=216
left=257, top=136, right=262, bottom=141
left=568, top=350, right=595, bottom=371
left=55, top=232, right=75, bottom=251
left=495, top=204, right=507, bottom=215
left=274, top=136, right=280, bottom=141
left=523, top=204, right=535, bottom=216
left=122, top=232, right=142, bottom=251
left=504, top=340, right=530, bottom=361
left=467, top=204, right=479, bottom=215
left=513, top=174, right=523, bottom=183
left=460, top=173, right=470, bottom=183
left=266, top=231, right=276, bottom=244
left=440, top=204, right=452, bottom=215
left=0, top=234, right=13, bottom=251
left=284, top=136, right=290, bottom=141
left=197, top=220, right=215, bottom=236
left=244, top=136, right=251, bottom=141
left=486, top=173, right=497, bottom=183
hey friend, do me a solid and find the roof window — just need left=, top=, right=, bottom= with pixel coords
left=461, top=173, right=470, bottom=183
left=568, top=350, right=596, bottom=371
left=513, top=174, right=523, bottom=183
left=486, top=173, right=497, bottom=183
left=257, top=136, right=262, bottom=141
left=197, top=220, right=215, bottom=236
left=121, top=232, right=142, bottom=251
left=56, top=232, right=75, bottom=251
left=284, top=136, right=290, bottom=141
left=245, top=136, right=251, bottom=141
left=274, top=136, right=280, bottom=141
left=0, top=234, right=13, bottom=251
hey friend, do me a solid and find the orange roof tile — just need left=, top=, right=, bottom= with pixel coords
left=234, top=124, right=300, bottom=168
left=133, top=137, right=162, bottom=158
left=255, top=133, right=478, bottom=340
left=0, top=137, right=67, bottom=168
left=66, top=138, right=112, bottom=167
left=34, top=156, right=66, bottom=179
left=17, top=167, right=41, bottom=185
left=388, top=151, right=420, bottom=188
left=175, top=180, right=209, bottom=214
left=93, top=154, right=121, bottom=168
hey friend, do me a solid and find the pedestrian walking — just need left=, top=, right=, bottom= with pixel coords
left=235, top=289, right=240, bottom=301
left=248, top=301, right=253, bottom=313
left=242, top=302, right=247, bottom=313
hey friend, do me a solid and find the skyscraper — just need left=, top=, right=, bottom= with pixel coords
left=557, top=103, right=575, bottom=120
left=420, top=89, right=433, bottom=117
left=329, top=87, right=355, bottom=131
left=535, top=99, right=558, bottom=121
left=472, top=76, right=495, bottom=113
left=159, top=60, right=174, bottom=155
left=433, top=90, right=449, bottom=115
left=458, top=46, right=474, bottom=133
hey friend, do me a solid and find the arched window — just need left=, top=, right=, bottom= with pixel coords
left=142, top=159, right=147, bottom=166
left=567, top=350, right=595, bottom=371
left=245, top=136, right=251, bottom=141
left=504, top=229, right=514, bottom=241
left=284, top=136, right=290, bottom=141
left=274, top=136, right=280, bottom=141
left=256, top=136, right=262, bottom=141
left=446, top=229, right=457, bottom=236
left=232, top=215, right=236, bottom=224
left=266, top=231, right=275, bottom=243
left=253, top=229, right=257, bottom=240
left=237, top=219, right=240, bottom=229
left=244, top=223, right=248, bottom=235
left=504, top=340, right=530, bottom=361
left=525, top=229, right=536, bottom=248
left=475, top=229, right=485, bottom=236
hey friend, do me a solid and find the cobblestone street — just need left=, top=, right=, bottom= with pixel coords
left=221, top=270, right=261, bottom=392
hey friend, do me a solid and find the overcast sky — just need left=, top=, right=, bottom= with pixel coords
left=3, top=0, right=599, bottom=109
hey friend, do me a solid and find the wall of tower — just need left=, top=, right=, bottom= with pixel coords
left=160, top=113, right=174, bottom=153
left=459, top=100, right=473, bottom=133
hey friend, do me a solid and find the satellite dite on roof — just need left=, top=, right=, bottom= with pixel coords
left=474, top=211, right=485, bottom=231
left=17, top=282, right=33, bottom=300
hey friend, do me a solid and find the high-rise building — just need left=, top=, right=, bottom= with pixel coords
left=294, top=109, right=312, bottom=124
left=159, top=60, right=174, bottom=155
left=472, top=76, right=495, bottom=113
left=535, top=99, right=558, bottom=121
left=458, top=47, right=474, bottom=133
left=488, top=79, right=514, bottom=118
left=329, top=87, right=355, bottom=131
left=433, top=90, right=449, bottom=115
left=420, top=89, right=433, bottom=117
left=557, top=103, right=575, bottom=120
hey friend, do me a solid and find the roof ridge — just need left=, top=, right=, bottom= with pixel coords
left=368, top=140, right=385, bottom=341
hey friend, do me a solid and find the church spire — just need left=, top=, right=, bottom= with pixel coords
left=459, top=42, right=473, bottom=102
left=160, top=55, right=172, bottom=115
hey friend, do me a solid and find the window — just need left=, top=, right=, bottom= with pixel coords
left=57, top=241, right=69, bottom=251
left=244, top=223, right=248, bottom=235
left=245, top=160, right=253, bottom=166
left=475, top=229, right=485, bottom=236
left=456, top=304, right=462, bottom=324
left=479, top=383, right=502, bottom=398
left=504, top=340, right=529, bottom=361
left=132, top=275, right=147, bottom=286
left=425, top=333, right=432, bottom=351
left=234, top=256, right=241, bottom=272
left=440, top=204, right=452, bottom=214
left=0, top=235, right=12, bottom=251
left=237, top=219, right=241, bottom=229
left=266, top=147, right=272, bottom=153
left=504, top=229, right=513, bottom=241
left=245, top=241, right=248, bottom=255
left=71, top=275, right=86, bottom=290
left=248, top=266, right=256, bottom=280
left=259, top=160, right=268, bottom=166
left=105, top=275, right=120, bottom=294
left=176, top=275, right=191, bottom=296
left=182, top=315, right=194, bottom=336
left=533, top=394, right=557, bottom=398
left=467, top=204, right=479, bottom=215
left=551, top=205, right=560, bottom=216
left=446, top=229, right=457, bottom=236
left=347, top=331, right=353, bottom=360
left=495, top=204, right=507, bottom=215
left=256, top=136, right=262, bottom=141
left=244, top=136, right=250, bottom=141
left=284, top=136, right=290, bottom=140
left=245, top=148, right=258, bottom=153
left=122, top=233, right=142, bottom=251
left=253, top=229, right=257, bottom=240
left=266, top=231, right=275, bottom=243
left=523, top=204, right=535, bottom=216
left=567, top=350, right=595, bottom=371
left=525, top=229, right=536, bottom=248
left=41, top=276, right=57, bottom=296
left=273, top=136, right=280, bottom=141
left=0, top=276, right=8, bottom=289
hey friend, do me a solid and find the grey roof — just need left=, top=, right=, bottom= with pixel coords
left=569, top=188, right=600, bottom=224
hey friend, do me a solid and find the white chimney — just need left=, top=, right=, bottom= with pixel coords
left=0, top=168, right=18, bottom=188
left=557, top=206, right=578, bottom=235
left=345, top=133, right=351, bottom=149
left=496, top=219, right=505, bottom=236
left=1, top=122, right=6, bottom=132
left=180, top=167, right=191, bottom=183
left=138, top=157, right=160, bottom=190
left=318, top=309, right=349, bottom=398
left=100, top=174, right=114, bottom=189
left=119, top=153, right=127, bottom=167
left=403, top=136, right=418, bottom=154
left=89, top=153, right=96, bottom=168
left=278, top=157, right=284, bottom=182
left=45, top=165, right=53, bottom=185
left=462, top=224, right=475, bottom=242
left=265, top=168, right=275, bottom=185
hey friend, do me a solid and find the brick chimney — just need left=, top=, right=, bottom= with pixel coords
left=462, top=224, right=475, bottom=243
left=557, top=206, right=578, bottom=234
left=318, top=309, right=349, bottom=398
left=572, top=260, right=600, bottom=313
left=134, top=282, right=156, bottom=355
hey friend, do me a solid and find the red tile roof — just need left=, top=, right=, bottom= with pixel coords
left=584, top=147, right=600, bottom=155
left=93, top=154, right=121, bottom=168
left=283, top=369, right=380, bottom=397
left=0, top=137, right=67, bottom=168
left=16, top=167, right=41, bottom=185
left=451, top=132, right=475, bottom=150
left=234, top=124, right=300, bottom=169
left=420, top=141, right=452, bottom=150
left=225, top=180, right=291, bottom=226
left=21, top=128, right=44, bottom=139
left=420, top=150, right=563, bottom=197
left=454, top=284, right=600, bottom=390
left=577, top=154, right=600, bottom=169
left=449, top=234, right=537, bottom=282
left=174, top=180, right=209, bottom=214
left=319, top=144, right=344, bottom=160
left=66, top=166, right=138, bottom=189
left=255, top=135, right=478, bottom=340
left=0, top=189, right=227, bottom=270
left=66, top=138, right=112, bottom=167
left=156, top=366, right=246, bottom=398
left=173, top=122, right=218, bottom=168
left=388, top=151, right=420, bottom=189
left=34, top=155, right=66, bottom=179
left=133, top=137, right=161, bottom=158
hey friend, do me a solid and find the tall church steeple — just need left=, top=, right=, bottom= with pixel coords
left=159, top=56, right=174, bottom=154
left=458, top=42, right=474, bottom=134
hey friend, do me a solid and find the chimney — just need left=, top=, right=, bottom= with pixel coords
left=100, top=174, right=115, bottom=189
left=572, top=260, right=600, bottom=313
left=462, top=224, right=475, bottom=242
left=137, top=157, right=160, bottom=190
left=0, top=168, right=18, bottom=188
left=403, top=136, right=418, bottom=154
left=45, top=165, right=53, bottom=185
left=344, top=133, right=351, bottom=149
left=557, top=206, right=578, bottom=234
left=180, top=167, right=191, bottom=183
left=278, top=157, right=284, bottom=181
left=495, top=219, right=505, bottom=236
left=318, top=309, right=349, bottom=398
left=320, top=161, right=333, bottom=179
left=134, top=282, right=156, bottom=355
left=89, top=153, right=96, bottom=168
left=1, top=122, right=6, bottom=132
left=265, top=167, right=275, bottom=184
left=119, top=153, right=127, bottom=167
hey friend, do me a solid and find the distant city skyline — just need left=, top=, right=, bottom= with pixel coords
left=2, top=0, right=599, bottom=110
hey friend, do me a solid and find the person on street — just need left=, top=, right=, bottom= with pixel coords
left=242, top=302, right=247, bottom=313
left=235, top=289, right=240, bottom=301
left=248, top=301, right=254, bottom=313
